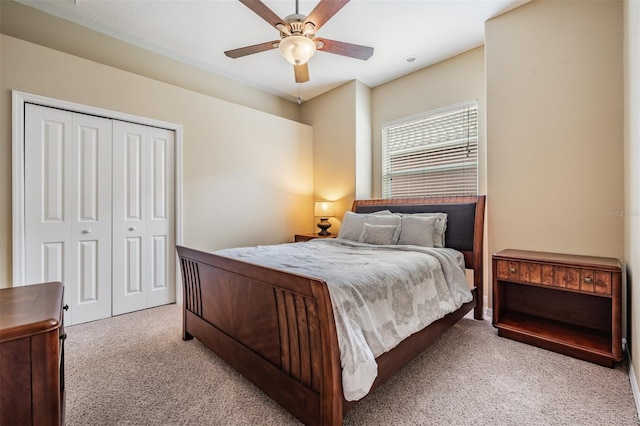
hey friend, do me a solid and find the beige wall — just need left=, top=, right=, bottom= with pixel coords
left=354, top=81, right=373, bottom=200
left=486, top=0, right=624, bottom=261
left=0, top=35, right=313, bottom=288
left=300, top=80, right=372, bottom=233
left=0, top=0, right=299, bottom=121
left=371, top=46, right=487, bottom=198
left=624, top=0, right=640, bottom=405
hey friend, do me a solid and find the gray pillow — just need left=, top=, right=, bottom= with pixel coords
left=337, top=211, right=402, bottom=242
left=397, top=215, right=439, bottom=247
left=358, top=223, right=399, bottom=245
left=399, top=213, right=447, bottom=247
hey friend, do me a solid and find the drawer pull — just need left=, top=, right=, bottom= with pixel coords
left=509, top=267, right=516, bottom=273
left=584, top=277, right=592, bottom=284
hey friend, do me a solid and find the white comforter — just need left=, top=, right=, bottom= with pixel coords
left=216, top=238, right=472, bottom=401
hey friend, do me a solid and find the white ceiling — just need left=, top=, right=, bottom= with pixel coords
left=16, top=0, right=527, bottom=102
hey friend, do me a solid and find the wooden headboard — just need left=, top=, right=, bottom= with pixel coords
left=352, top=196, right=486, bottom=308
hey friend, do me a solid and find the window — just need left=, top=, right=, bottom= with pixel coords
left=382, top=101, right=478, bottom=198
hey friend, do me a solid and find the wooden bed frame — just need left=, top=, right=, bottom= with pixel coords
left=176, top=195, right=485, bottom=425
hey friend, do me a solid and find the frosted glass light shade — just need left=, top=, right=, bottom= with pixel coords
left=279, top=35, right=317, bottom=65
left=314, top=201, right=335, bottom=218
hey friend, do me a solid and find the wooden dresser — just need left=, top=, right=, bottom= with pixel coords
left=0, top=282, right=66, bottom=425
left=492, top=250, right=622, bottom=367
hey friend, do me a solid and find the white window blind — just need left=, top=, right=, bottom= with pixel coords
left=382, top=101, right=478, bottom=198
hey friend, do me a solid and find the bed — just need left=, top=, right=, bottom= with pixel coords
left=176, top=195, right=485, bottom=425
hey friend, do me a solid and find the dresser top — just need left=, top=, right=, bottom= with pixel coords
left=0, top=282, right=63, bottom=342
left=493, top=249, right=621, bottom=271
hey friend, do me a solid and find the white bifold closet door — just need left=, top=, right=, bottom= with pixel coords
left=24, top=104, right=174, bottom=325
left=112, top=121, right=175, bottom=315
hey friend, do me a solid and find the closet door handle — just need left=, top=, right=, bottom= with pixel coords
left=129, top=227, right=136, bottom=231
left=82, top=229, right=91, bottom=234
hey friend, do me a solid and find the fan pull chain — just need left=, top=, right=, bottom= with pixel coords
left=297, top=83, right=303, bottom=105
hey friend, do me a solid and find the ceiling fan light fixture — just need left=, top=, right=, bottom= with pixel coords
left=279, top=35, right=317, bottom=65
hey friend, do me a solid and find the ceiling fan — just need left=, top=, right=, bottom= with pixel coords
left=224, top=0, right=374, bottom=84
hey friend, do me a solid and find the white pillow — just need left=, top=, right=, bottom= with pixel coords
left=358, top=223, right=399, bottom=245
left=337, top=211, right=402, bottom=243
left=399, top=213, right=447, bottom=247
left=397, top=215, right=438, bottom=247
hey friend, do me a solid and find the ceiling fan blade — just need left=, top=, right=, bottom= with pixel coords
left=239, top=0, right=284, bottom=28
left=304, top=0, right=350, bottom=33
left=294, top=63, right=310, bottom=83
left=224, top=41, right=279, bottom=58
left=316, top=38, right=374, bottom=60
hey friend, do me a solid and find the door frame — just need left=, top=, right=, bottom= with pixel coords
left=12, top=90, right=185, bottom=304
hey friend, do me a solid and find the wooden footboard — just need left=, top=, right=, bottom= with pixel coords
left=178, top=245, right=344, bottom=425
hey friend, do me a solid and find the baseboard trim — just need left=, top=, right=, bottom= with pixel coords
left=483, top=295, right=492, bottom=321
left=625, top=339, right=640, bottom=421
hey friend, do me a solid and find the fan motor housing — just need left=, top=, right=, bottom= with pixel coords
left=282, top=13, right=315, bottom=37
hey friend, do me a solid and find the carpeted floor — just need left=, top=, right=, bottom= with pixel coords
left=65, top=304, right=639, bottom=425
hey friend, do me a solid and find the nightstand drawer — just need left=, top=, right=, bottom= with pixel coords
left=592, top=270, right=612, bottom=294
left=496, top=260, right=542, bottom=284
left=496, top=260, right=519, bottom=280
left=551, top=267, right=611, bottom=294
left=496, top=260, right=611, bottom=295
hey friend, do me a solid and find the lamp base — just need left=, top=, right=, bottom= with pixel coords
left=317, top=218, right=332, bottom=236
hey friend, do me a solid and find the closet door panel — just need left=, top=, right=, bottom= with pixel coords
left=24, top=105, right=112, bottom=325
left=146, top=127, right=175, bottom=307
left=113, top=123, right=175, bottom=313
left=113, top=122, right=148, bottom=314
left=25, top=105, right=72, bottom=296
left=125, top=237, right=143, bottom=292
left=70, top=114, right=113, bottom=324
left=41, top=243, right=64, bottom=282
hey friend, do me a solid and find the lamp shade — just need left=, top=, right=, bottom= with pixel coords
left=279, top=35, right=317, bottom=65
left=314, top=201, right=335, bottom=218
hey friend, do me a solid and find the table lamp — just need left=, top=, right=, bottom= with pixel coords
left=314, top=201, right=335, bottom=236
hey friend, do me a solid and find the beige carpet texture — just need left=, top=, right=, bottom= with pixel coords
left=65, top=304, right=639, bottom=425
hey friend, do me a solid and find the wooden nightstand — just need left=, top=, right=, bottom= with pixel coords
left=294, top=233, right=337, bottom=242
left=492, top=249, right=622, bottom=367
